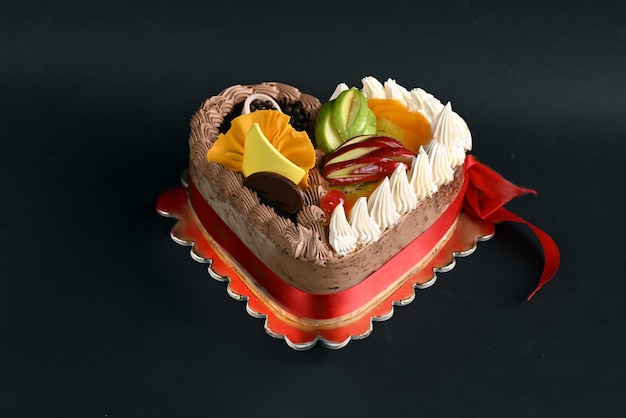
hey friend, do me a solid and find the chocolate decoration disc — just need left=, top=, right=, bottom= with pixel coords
left=243, top=172, right=305, bottom=216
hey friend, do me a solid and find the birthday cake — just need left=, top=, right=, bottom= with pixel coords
left=157, top=75, right=560, bottom=348
left=187, top=77, right=472, bottom=295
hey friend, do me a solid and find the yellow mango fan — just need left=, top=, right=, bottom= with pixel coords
left=208, top=110, right=316, bottom=188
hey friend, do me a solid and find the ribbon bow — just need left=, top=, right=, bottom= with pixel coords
left=463, top=155, right=560, bottom=300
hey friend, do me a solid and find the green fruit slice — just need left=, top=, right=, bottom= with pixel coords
left=315, top=100, right=344, bottom=153
left=365, top=110, right=377, bottom=134
left=332, top=88, right=373, bottom=141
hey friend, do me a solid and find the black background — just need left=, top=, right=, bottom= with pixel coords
left=3, top=1, right=625, bottom=417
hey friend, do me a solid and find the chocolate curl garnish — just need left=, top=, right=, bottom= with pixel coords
left=462, top=155, right=561, bottom=300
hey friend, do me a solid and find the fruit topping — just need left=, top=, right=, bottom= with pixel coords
left=368, top=98, right=432, bottom=152
left=280, top=100, right=311, bottom=132
left=332, top=88, right=375, bottom=140
left=323, top=157, right=406, bottom=185
left=243, top=172, right=305, bottom=217
left=314, top=88, right=376, bottom=154
left=320, top=189, right=348, bottom=218
left=315, top=101, right=344, bottom=153
left=321, top=135, right=416, bottom=185
left=323, top=135, right=413, bottom=166
left=208, top=110, right=316, bottom=188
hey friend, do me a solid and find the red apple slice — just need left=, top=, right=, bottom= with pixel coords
left=365, top=147, right=416, bottom=163
left=324, top=136, right=409, bottom=165
left=324, top=145, right=383, bottom=166
left=324, top=137, right=415, bottom=166
left=322, top=157, right=408, bottom=185
left=340, top=134, right=404, bottom=149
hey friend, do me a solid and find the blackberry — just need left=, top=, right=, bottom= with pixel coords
left=280, top=100, right=312, bottom=133
left=249, top=98, right=278, bottom=112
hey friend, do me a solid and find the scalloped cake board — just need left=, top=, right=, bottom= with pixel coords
left=156, top=176, right=494, bottom=350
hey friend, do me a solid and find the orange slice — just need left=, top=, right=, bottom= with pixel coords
left=368, top=99, right=432, bottom=152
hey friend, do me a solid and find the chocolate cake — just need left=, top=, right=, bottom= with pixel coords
left=186, top=77, right=472, bottom=294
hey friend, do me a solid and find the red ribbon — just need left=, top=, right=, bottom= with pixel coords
left=463, top=155, right=560, bottom=300
left=182, top=154, right=559, bottom=316
left=186, top=176, right=466, bottom=319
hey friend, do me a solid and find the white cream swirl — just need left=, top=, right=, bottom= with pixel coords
left=383, top=78, right=411, bottom=107
left=448, top=104, right=471, bottom=151
left=429, top=141, right=455, bottom=186
left=431, top=102, right=470, bottom=168
left=361, top=76, right=386, bottom=99
left=389, top=164, right=417, bottom=215
left=409, top=87, right=445, bottom=122
left=348, top=197, right=381, bottom=246
left=328, top=203, right=357, bottom=256
left=361, top=77, right=414, bottom=110
left=367, top=177, right=400, bottom=230
left=329, top=83, right=349, bottom=100
left=409, top=147, right=438, bottom=200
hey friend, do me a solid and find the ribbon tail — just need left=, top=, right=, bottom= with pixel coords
left=491, top=208, right=561, bottom=300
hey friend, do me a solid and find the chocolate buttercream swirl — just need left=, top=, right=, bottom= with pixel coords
left=306, top=165, right=329, bottom=188
left=216, top=168, right=243, bottom=201
left=303, top=166, right=329, bottom=208
left=248, top=203, right=276, bottom=236
left=276, top=225, right=307, bottom=259
left=229, top=185, right=259, bottom=215
left=301, top=228, right=331, bottom=265
left=289, top=226, right=311, bottom=259
left=302, top=185, right=325, bottom=208
left=189, top=113, right=207, bottom=144
left=294, top=225, right=331, bottom=265
left=297, top=206, right=332, bottom=262
left=267, top=215, right=292, bottom=236
left=201, top=161, right=225, bottom=188
left=267, top=217, right=299, bottom=255
left=297, top=204, right=326, bottom=228
left=264, top=213, right=331, bottom=265
left=252, top=83, right=282, bottom=98
left=190, top=139, right=211, bottom=169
